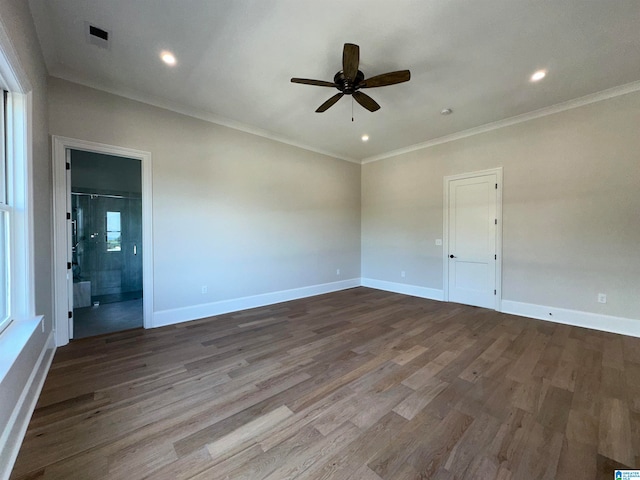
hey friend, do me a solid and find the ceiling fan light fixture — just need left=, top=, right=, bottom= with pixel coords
left=291, top=43, right=411, bottom=114
left=530, top=69, right=547, bottom=82
left=161, top=51, right=177, bottom=66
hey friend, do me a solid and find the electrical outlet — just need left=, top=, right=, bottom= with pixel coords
left=401, top=271, right=406, bottom=278
left=435, top=239, right=443, bottom=246
left=597, top=293, right=607, bottom=304
left=201, top=286, right=208, bottom=294
left=336, top=268, right=340, bottom=276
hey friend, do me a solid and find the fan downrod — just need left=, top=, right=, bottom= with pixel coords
left=334, top=70, right=365, bottom=95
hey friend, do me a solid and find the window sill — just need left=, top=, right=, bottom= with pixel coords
left=0, top=316, right=43, bottom=386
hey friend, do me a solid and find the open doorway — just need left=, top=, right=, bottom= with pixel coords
left=52, top=136, right=153, bottom=347
left=70, top=151, right=143, bottom=338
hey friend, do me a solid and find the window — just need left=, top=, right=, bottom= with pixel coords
left=0, top=85, right=33, bottom=334
left=106, top=211, right=121, bottom=252
left=0, top=90, right=9, bottom=334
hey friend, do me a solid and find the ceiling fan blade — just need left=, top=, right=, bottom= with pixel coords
left=360, top=70, right=411, bottom=88
left=291, top=78, right=336, bottom=87
left=342, top=43, right=360, bottom=81
left=315, top=93, right=344, bottom=112
left=353, top=91, right=380, bottom=112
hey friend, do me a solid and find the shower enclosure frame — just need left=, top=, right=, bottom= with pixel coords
left=52, top=136, right=153, bottom=347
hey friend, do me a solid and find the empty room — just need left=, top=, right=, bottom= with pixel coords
left=1, top=1, right=639, bottom=479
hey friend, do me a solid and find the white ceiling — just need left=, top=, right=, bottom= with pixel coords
left=28, top=0, right=640, bottom=162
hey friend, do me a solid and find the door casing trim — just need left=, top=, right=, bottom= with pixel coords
left=442, top=167, right=503, bottom=311
left=52, top=136, right=153, bottom=346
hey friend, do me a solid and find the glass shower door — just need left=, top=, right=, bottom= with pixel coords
left=73, top=193, right=142, bottom=305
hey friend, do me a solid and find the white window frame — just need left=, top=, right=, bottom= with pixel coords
left=0, top=89, right=8, bottom=334
left=0, top=54, right=35, bottom=335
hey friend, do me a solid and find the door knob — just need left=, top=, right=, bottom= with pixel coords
left=449, top=254, right=456, bottom=258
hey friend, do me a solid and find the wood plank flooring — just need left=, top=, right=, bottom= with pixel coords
left=10, top=287, right=640, bottom=479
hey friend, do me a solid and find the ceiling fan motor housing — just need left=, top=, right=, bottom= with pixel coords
left=334, top=70, right=365, bottom=94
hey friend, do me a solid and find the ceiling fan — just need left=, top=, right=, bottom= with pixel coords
left=291, top=43, right=411, bottom=113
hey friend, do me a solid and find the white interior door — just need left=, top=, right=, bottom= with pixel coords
left=446, top=172, right=499, bottom=309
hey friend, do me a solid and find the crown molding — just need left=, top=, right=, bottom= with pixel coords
left=0, top=16, right=32, bottom=92
left=361, top=80, right=640, bottom=164
left=48, top=70, right=361, bottom=165
left=49, top=67, right=640, bottom=167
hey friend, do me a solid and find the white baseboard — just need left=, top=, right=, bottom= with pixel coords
left=360, top=278, right=444, bottom=301
left=501, top=300, right=640, bottom=338
left=360, top=281, right=640, bottom=338
left=153, top=278, right=361, bottom=328
left=0, top=328, right=56, bottom=480
left=154, top=279, right=640, bottom=338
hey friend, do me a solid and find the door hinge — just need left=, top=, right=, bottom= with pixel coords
left=66, top=162, right=71, bottom=170
left=495, top=254, right=497, bottom=260
left=494, top=289, right=497, bottom=295
left=68, top=311, right=73, bottom=319
left=67, top=262, right=72, bottom=270
left=66, top=212, right=71, bottom=220
left=495, top=183, right=498, bottom=189
left=494, top=219, right=497, bottom=225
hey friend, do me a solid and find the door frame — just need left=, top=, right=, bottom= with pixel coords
left=442, top=167, right=503, bottom=311
left=52, top=136, right=153, bottom=346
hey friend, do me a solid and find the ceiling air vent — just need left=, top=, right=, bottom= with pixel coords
left=85, top=22, right=110, bottom=49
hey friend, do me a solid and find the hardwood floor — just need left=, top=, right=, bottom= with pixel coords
left=10, top=287, right=640, bottom=479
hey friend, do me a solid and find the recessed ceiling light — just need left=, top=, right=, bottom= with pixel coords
left=441, top=108, right=453, bottom=115
left=161, top=51, right=177, bottom=66
left=530, top=69, right=547, bottom=82
left=361, top=134, right=369, bottom=142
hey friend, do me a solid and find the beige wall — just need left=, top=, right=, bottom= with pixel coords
left=0, top=0, right=52, bottom=470
left=48, top=78, right=361, bottom=313
left=362, top=91, right=640, bottom=320
left=47, top=76, right=640, bottom=321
